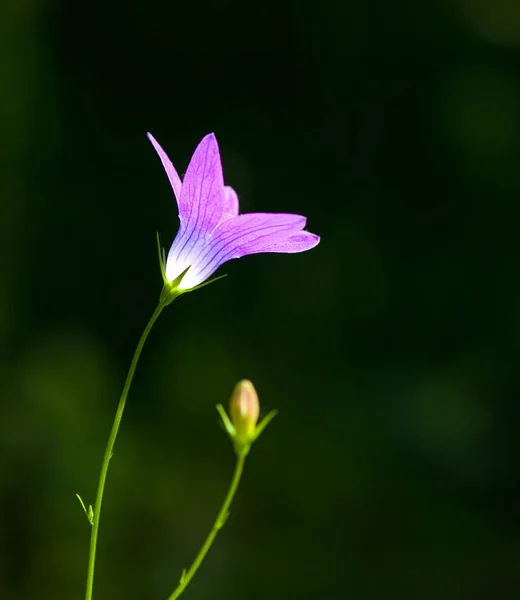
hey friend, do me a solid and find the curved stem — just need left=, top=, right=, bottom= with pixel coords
left=85, top=302, right=165, bottom=600
left=167, top=453, right=247, bottom=600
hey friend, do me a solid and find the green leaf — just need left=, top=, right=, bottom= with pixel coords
left=76, top=493, right=94, bottom=525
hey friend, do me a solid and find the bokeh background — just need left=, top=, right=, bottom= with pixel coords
left=2, top=0, right=520, bottom=598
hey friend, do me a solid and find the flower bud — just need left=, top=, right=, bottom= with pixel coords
left=229, top=379, right=260, bottom=445
left=217, top=380, right=276, bottom=457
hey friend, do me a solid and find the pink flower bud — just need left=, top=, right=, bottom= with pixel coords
left=229, top=379, right=260, bottom=444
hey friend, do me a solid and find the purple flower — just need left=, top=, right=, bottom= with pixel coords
left=148, top=133, right=320, bottom=291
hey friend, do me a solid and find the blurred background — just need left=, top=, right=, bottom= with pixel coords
left=2, top=0, right=520, bottom=598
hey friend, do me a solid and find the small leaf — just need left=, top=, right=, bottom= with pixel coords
left=76, top=493, right=94, bottom=525
left=179, top=568, right=187, bottom=584
left=76, top=493, right=88, bottom=515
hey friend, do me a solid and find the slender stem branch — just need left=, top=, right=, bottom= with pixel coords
left=85, top=302, right=165, bottom=600
left=167, top=453, right=247, bottom=600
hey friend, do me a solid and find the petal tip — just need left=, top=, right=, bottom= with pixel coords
left=147, top=132, right=162, bottom=149
left=198, top=132, right=218, bottom=147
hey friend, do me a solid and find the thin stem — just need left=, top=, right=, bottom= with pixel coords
left=85, top=302, right=165, bottom=600
left=167, top=453, right=247, bottom=600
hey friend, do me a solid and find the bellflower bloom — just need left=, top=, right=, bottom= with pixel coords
left=148, top=132, right=320, bottom=293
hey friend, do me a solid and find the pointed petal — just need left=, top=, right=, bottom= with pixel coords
left=248, top=231, right=320, bottom=253
left=212, top=213, right=308, bottom=257
left=147, top=133, right=182, bottom=205
left=178, top=133, right=225, bottom=234
left=186, top=213, right=311, bottom=286
left=164, top=134, right=228, bottom=285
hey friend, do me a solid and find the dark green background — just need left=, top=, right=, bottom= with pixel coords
left=2, top=1, right=520, bottom=598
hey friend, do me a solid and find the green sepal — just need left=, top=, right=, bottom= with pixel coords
left=159, top=266, right=227, bottom=307
left=232, top=409, right=277, bottom=457
left=156, top=232, right=167, bottom=282
left=217, top=404, right=277, bottom=458
left=182, top=273, right=228, bottom=295
left=252, top=410, right=278, bottom=442
left=216, top=404, right=235, bottom=437
left=217, top=403, right=251, bottom=457
left=159, top=267, right=190, bottom=306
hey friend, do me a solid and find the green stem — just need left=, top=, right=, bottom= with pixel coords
left=85, top=302, right=165, bottom=600
left=167, top=453, right=247, bottom=600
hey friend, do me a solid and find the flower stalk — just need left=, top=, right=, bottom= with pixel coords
left=167, top=453, right=246, bottom=600
left=167, top=380, right=276, bottom=600
left=84, top=301, right=165, bottom=600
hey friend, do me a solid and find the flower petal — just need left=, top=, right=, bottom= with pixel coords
left=147, top=133, right=182, bottom=205
left=178, top=133, right=225, bottom=234
left=247, top=231, right=320, bottom=254
left=219, top=186, right=240, bottom=224
left=213, top=213, right=308, bottom=256
left=186, top=213, right=309, bottom=286
left=165, top=229, right=207, bottom=284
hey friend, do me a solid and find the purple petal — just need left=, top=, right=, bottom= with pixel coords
left=178, top=133, right=225, bottom=234
left=247, top=231, right=320, bottom=254
left=188, top=213, right=310, bottom=284
left=147, top=133, right=182, bottom=205
left=219, top=186, right=240, bottom=224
